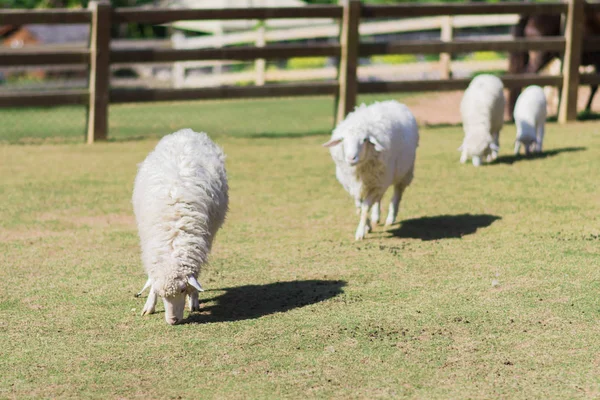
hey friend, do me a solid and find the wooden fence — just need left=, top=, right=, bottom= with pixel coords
left=0, top=0, right=597, bottom=142
left=170, top=14, right=519, bottom=88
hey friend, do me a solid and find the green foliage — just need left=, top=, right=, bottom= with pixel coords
left=287, top=57, right=329, bottom=70
left=371, top=54, right=418, bottom=65
left=470, top=51, right=506, bottom=61
left=0, top=0, right=157, bottom=8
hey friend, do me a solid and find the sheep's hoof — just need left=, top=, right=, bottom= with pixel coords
left=188, top=297, right=200, bottom=312
left=385, top=218, right=395, bottom=226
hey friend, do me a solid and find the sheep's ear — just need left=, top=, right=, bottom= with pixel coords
left=187, top=276, right=204, bottom=292
left=322, top=137, right=343, bottom=147
left=135, top=278, right=153, bottom=298
left=368, top=136, right=384, bottom=152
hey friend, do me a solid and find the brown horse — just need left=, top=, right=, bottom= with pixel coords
left=507, top=12, right=600, bottom=118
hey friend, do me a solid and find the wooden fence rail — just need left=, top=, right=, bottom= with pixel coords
left=0, top=0, right=596, bottom=142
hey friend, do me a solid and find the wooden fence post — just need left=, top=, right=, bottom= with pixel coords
left=255, top=22, right=266, bottom=86
left=171, top=32, right=186, bottom=89
left=334, top=0, right=360, bottom=126
left=87, top=0, right=111, bottom=143
left=439, top=16, right=453, bottom=80
left=558, top=0, right=584, bottom=123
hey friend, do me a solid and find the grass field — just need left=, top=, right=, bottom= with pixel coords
left=0, top=94, right=419, bottom=144
left=1, top=97, right=600, bottom=399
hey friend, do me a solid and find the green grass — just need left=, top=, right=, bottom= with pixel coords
left=1, top=99, right=600, bottom=399
left=0, top=93, right=418, bottom=144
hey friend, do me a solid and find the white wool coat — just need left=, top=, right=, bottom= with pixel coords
left=460, top=74, right=505, bottom=158
left=328, top=100, right=419, bottom=207
left=132, top=129, right=228, bottom=299
left=514, top=85, right=547, bottom=146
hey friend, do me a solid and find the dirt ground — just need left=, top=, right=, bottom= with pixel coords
left=405, top=86, right=599, bottom=126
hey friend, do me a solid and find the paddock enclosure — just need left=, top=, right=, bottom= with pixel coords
left=0, top=0, right=599, bottom=142
left=2, top=2, right=600, bottom=399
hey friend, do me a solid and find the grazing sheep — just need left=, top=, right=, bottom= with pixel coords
left=459, top=74, right=505, bottom=166
left=132, top=129, right=229, bottom=325
left=513, top=85, right=547, bottom=155
left=323, top=100, right=419, bottom=240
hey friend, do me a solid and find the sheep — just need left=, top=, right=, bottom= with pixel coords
left=513, top=85, right=547, bottom=155
left=132, top=128, right=229, bottom=325
left=323, top=100, right=419, bottom=241
left=459, top=74, right=505, bottom=166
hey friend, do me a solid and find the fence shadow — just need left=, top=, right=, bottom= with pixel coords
left=494, top=146, right=586, bottom=165
left=184, top=279, right=346, bottom=324
left=388, top=213, right=501, bottom=241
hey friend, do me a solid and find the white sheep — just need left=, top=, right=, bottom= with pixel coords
left=459, top=74, right=505, bottom=166
left=513, top=85, right=547, bottom=155
left=132, top=129, right=229, bottom=325
left=323, top=100, right=419, bottom=240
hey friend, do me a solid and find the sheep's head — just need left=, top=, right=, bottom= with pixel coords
left=154, top=275, right=204, bottom=325
left=460, top=129, right=499, bottom=159
left=323, top=131, right=384, bottom=166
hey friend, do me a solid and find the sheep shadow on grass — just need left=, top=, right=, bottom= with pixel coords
left=388, top=213, right=501, bottom=241
left=184, top=279, right=346, bottom=324
left=494, top=146, right=586, bottom=165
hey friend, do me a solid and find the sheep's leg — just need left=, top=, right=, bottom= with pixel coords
left=459, top=148, right=468, bottom=164
left=472, top=156, right=482, bottom=167
left=141, top=288, right=158, bottom=316
left=514, top=141, right=521, bottom=155
left=490, top=132, right=500, bottom=160
left=385, top=183, right=406, bottom=226
left=355, top=202, right=372, bottom=241
left=536, top=124, right=544, bottom=153
left=135, top=278, right=152, bottom=298
left=188, top=290, right=200, bottom=312
left=371, top=200, right=381, bottom=225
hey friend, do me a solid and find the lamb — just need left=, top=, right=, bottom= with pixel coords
left=513, top=85, right=547, bottom=155
left=459, top=74, right=505, bottom=166
left=132, top=128, right=229, bottom=325
left=323, top=100, right=419, bottom=241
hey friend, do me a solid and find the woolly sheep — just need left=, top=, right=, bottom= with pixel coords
left=513, top=85, right=547, bottom=155
left=323, top=100, right=419, bottom=241
left=459, top=74, right=505, bottom=166
left=132, top=129, right=229, bottom=325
